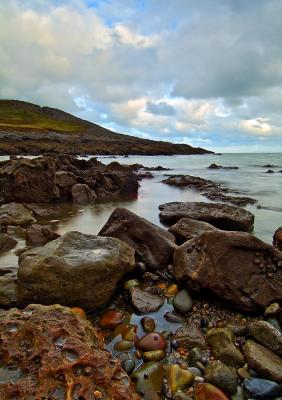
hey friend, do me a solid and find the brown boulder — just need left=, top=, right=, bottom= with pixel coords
left=169, top=217, right=218, bottom=244
left=159, top=202, right=254, bottom=232
left=99, top=208, right=177, bottom=270
left=174, top=230, right=282, bottom=311
left=0, top=304, right=140, bottom=399
left=26, top=224, right=60, bottom=246
left=71, top=183, right=97, bottom=204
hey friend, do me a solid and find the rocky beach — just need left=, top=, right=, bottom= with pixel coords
left=0, top=154, right=281, bottom=400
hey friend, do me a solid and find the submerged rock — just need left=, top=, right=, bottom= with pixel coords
left=0, top=304, right=139, bottom=399
left=174, top=230, right=282, bottom=311
left=166, top=364, right=193, bottom=393
left=0, top=203, right=35, bottom=226
left=17, top=231, right=135, bottom=310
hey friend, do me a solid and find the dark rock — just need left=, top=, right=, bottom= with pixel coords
left=130, top=287, right=164, bottom=313
left=249, top=320, right=282, bottom=356
left=266, top=169, right=274, bottom=173
left=71, top=183, right=97, bottom=204
left=159, top=202, right=254, bottom=232
left=0, top=233, right=17, bottom=253
left=243, top=378, right=280, bottom=399
left=136, top=333, right=167, bottom=352
left=174, top=230, right=282, bottom=311
left=141, top=317, right=156, bottom=332
left=99, top=208, right=177, bottom=270
left=17, top=231, right=135, bottom=310
left=0, top=304, right=139, bottom=399
left=273, top=226, right=282, bottom=251
left=169, top=217, right=218, bottom=244
left=0, top=203, right=35, bottom=226
left=208, top=163, right=223, bottom=169
left=26, top=224, right=60, bottom=246
left=0, top=267, right=17, bottom=307
left=174, top=323, right=206, bottom=349
left=204, top=360, right=237, bottom=394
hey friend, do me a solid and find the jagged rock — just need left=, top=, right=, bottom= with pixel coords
left=17, top=231, right=135, bottom=310
left=174, top=230, right=282, bottom=311
left=159, top=202, right=254, bottom=232
left=99, top=208, right=177, bottom=270
left=71, top=183, right=97, bottom=204
left=26, top=224, right=60, bottom=246
left=0, top=233, right=17, bottom=253
left=0, top=203, right=35, bottom=226
left=0, top=304, right=140, bottom=399
left=169, top=217, right=218, bottom=244
left=0, top=267, right=17, bottom=307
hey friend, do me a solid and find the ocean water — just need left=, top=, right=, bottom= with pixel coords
left=0, top=153, right=281, bottom=268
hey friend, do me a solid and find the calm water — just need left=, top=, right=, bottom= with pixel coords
left=1, top=153, right=281, bottom=268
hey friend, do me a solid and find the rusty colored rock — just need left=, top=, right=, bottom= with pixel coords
left=136, top=333, right=167, bottom=352
left=99, top=310, right=125, bottom=329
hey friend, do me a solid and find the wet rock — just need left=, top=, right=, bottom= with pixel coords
left=143, top=350, right=165, bottom=361
left=122, top=359, right=135, bottom=375
left=204, top=360, right=237, bottom=394
left=237, top=367, right=251, bottom=380
left=124, top=279, right=140, bottom=289
left=0, top=233, right=17, bottom=253
left=266, top=169, right=274, bottom=173
left=207, top=328, right=245, bottom=367
left=173, top=289, right=193, bottom=314
left=0, top=304, right=139, bottom=400
left=249, top=320, right=282, bottom=356
left=164, top=312, right=184, bottom=324
left=0, top=203, right=35, bottom=226
left=174, top=230, right=282, bottom=311
left=169, top=217, right=219, bottom=244
left=0, top=267, right=17, bottom=307
left=114, top=340, right=133, bottom=352
left=159, top=201, right=254, bottom=232
left=130, top=287, right=164, bottom=313
left=26, top=223, right=60, bottom=246
left=136, top=333, right=167, bottom=352
left=243, top=378, right=280, bottom=399
left=99, top=310, right=124, bottom=329
left=165, top=283, right=178, bottom=297
left=265, top=302, right=280, bottom=317
left=141, top=317, right=156, bottom=332
left=195, top=383, right=229, bottom=400
left=166, top=364, right=193, bottom=394
left=174, top=323, right=206, bottom=349
left=71, top=183, right=97, bottom=204
left=99, top=208, right=177, bottom=270
left=131, top=362, right=163, bottom=400
left=273, top=226, right=282, bottom=251
left=17, top=231, right=135, bottom=310
left=243, top=340, right=282, bottom=382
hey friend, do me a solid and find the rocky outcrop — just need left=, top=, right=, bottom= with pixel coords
left=0, top=202, right=35, bottom=226
left=26, top=224, right=60, bottom=246
left=0, top=233, right=17, bottom=253
left=168, top=217, right=218, bottom=244
left=174, top=230, right=282, bottom=311
left=99, top=208, right=177, bottom=270
left=159, top=202, right=254, bottom=232
left=17, top=231, right=135, bottom=310
left=0, top=304, right=140, bottom=399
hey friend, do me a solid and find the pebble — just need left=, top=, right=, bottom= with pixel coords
left=70, top=307, right=86, bottom=319
left=188, top=367, right=202, bottom=377
left=135, top=261, right=147, bottom=275
left=166, top=364, right=194, bottom=394
left=164, top=312, right=184, bottom=323
left=143, top=350, right=165, bottom=361
left=141, top=317, right=156, bottom=332
left=136, top=332, right=167, bottom=352
left=231, top=386, right=245, bottom=400
left=99, top=310, right=124, bottom=329
left=124, top=279, right=140, bottom=290
left=243, top=378, right=281, bottom=399
left=122, top=324, right=138, bottom=341
left=249, top=320, right=282, bottom=356
left=165, top=284, right=178, bottom=297
left=114, top=340, right=133, bottom=352
left=173, top=289, right=193, bottom=314
left=265, top=303, right=280, bottom=317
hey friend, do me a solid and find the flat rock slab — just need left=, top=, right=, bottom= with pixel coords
left=130, top=287, right=164, bottom=313
left=159, top=201, right=254, bottom=232
left=17, top=231, right=135, bottom=310
left=0, top=304, right=140, bottom=399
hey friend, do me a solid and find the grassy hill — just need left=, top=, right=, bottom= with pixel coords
left=0, top=100, right=213, bottom=155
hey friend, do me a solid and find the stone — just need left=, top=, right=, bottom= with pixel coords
left=114, top=340, right=133, bottom=352
left=130, top=287, right=164, bottom=313
left=174, top=323, right=206, bottom=349
left=143, top=350, right=165, bottom=361
left=0, top=268, right=17, bottom=307
left=173, top=289, right=193, bottom=314
left=71, top=183, right=97, bottom=204
left=204, top=361, right=237, bottom=394
left=17, top=231, right=135, bottom=311
left=141, top=317, right=156, bottom=332
left=0, top=233, right=17, bottom=253
left=55, top=170, right=77, bottom=188
left=265, top=302, right=280, bottom=317
left=166, top=364, right=194, bottom=394
left=164, top=312, right=184, bottom=324
left=174, top=230, right=282, bottom=312
left=159, top=201, right=254, bottom=232
left=26, top=224, right=60, bottom=246
left=0, top=304, right=139, bottom=400
left=122, top=359, right=135, bottom=375
left=99, top=208, right=177, bottom=270
left=165, top=283, right=178, bottom=297
left=243, top=378, right=280, bottom=399
left=136, top=333, right=167, bottom=352
left=99, top=310, right=124, bottom=329
left=124, top=279, right=140, bottom=289
left=249, top=320, right=282, bottom=356
left=195, top=383, right=229, bottom=400
left=169, top=217, right=218, bottom=244
left=0, top=203, right=35, bottom=226
left=131, top=361, right=164, bottom=400
left=243, top=340, right=282, bottom=382
left=207, top=328, right=245, bottom=367
left=273, top=227, right=282, bottom=251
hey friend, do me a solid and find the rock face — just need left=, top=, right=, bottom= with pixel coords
left=159, top=202, right=254, bottom=232
left=0, top=203, right=35, bottom=226
left=17, top=231, right=135, bottom=310
left=0, top=304, right=140, bottom=400
left=168, top=217, right=218, bottom=244
left=99, top=208, right=177, bottom=270
left=174, top=230, right=282, bottom=311
left=26, top=224, right=60, bottom=246
left=0, top=233, right=17, bottom=253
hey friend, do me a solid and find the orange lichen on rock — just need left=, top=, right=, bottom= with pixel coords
left=0, top=304, right=140, bottom=400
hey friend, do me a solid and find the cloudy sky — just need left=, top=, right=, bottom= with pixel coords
left=1, top=0, right=282, bottom=152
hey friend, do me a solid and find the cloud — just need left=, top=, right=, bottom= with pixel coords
left=146, top=101, right=176, bottom=115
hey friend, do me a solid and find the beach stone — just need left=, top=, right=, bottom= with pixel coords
left=265, top=302, right=280, bottom=317
left=169, top=217, right=219, bottom=244
left=71, top=183, right=97, bottom=204
left=143, top=350, right=165, bottom=361
left=114, top=340, right=133, bottom=352
left=122, top=359, right=135, bottom=375
left=166, top=364, right=194, bottom=393
left=173, top=289, right=193, bottom=314
left=99, top=310, right=124, bottom=329
left=174, top=230, right=282, bottom=312
left=0, top=203, right=35, bottom=226
left=204, top=361, right=237, bottom=394
left=130, top=287, right=164, bottom=313
left=164, top=312, right=184, bottom=324
left=0, top=267, right=17, bottom=307
left=26, top=224, right=60, bottom=246
left=243, top=340, right=282, bottom=382
left=17, top=231, right=135, bottom=310
left=174, top=323, right=206, bottom=349
left=0, top=233, right=17, bottom=253
left=136, top=332, right=167, bottom=352
left=273, top=227, right=282, bottom=251
left=195, top=383, right=229, bottom=400
left=99, top=208, right=177, bottom=270
left=141, top=317, right=156, bottom=332
left=249, top=320, right=282, bottom=356
left=0, top=304, right=139, bottom=400
left=207, top=328, right=245, bottom=367
left=243, top=378, right=280, bottom=399
left=159, top=201, right=254, bottom=232
left=131, top=361, right=164, bottom=400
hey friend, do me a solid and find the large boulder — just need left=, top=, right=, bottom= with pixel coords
left=159, top=202, right=254, bottom=232
left=17, top=231, right=135, bottom=310
left=168, top=217, right=219, bottom=244
left=99, top=208, right=177, bottom=270
left=0, top=203, right=35, bottom=226
left=0, top=304, right=140, bottom=399
left=174, top=230, right=282, bottom=311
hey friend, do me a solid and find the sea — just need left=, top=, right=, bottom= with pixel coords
left=0, top=153, right=281, bottom=268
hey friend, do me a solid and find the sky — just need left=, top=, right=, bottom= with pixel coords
left=1, top=0, right=282, bottom=152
